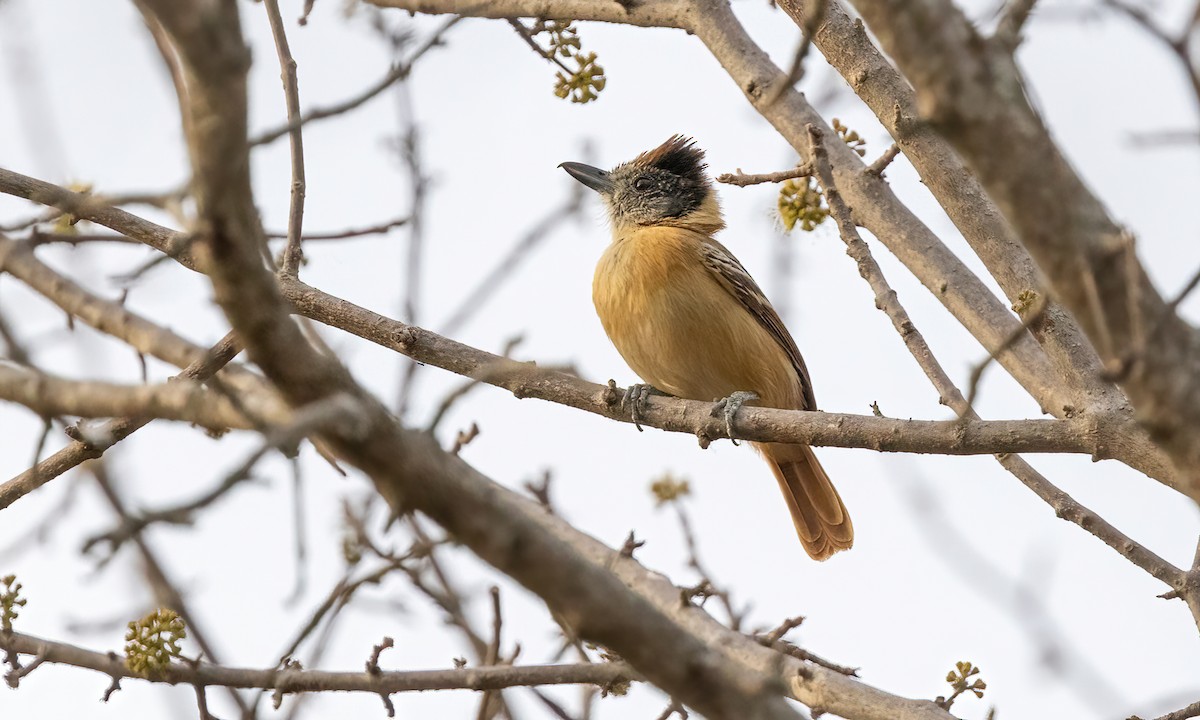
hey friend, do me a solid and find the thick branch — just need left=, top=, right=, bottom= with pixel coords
left=775, top=0, right=1118, bottom=408
left=807, top=124, right=1191, bottom=608
left=847, top=0, right=1200, bottom=491
left=0, top=365, right=271, bottom=431
left=283, top=277, right=1117, bottom=457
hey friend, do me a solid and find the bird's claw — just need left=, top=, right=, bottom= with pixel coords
left=623, top=383, right=661, bottom=431
left=711, top=390, right=759, bottom=446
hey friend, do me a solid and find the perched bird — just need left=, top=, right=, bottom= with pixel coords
left=561, top=135, right=852, bottom=560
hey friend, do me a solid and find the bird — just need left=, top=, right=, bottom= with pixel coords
left=560, top=135, right=852, bottom=560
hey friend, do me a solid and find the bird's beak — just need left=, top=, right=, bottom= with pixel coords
left=559, top=162, right=614, bottom=195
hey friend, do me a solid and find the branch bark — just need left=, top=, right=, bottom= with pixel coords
left=361, top=0, right=1184, bottom=497
left=0, top=334, right=241, bottom=510
left=0, top=365, right=271, bottom=431
left=846, top=0, right=1200, bottom=492
left=127, top=1, right=956, bottom=716
left=0, top=173, right=1134, bottom=464
left=0, top=630, right=637, bottom=696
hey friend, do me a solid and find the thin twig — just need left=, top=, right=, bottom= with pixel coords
left=715, top=164, right=812, bottom=187
left=865, top=143, right=901, bottom=176
left=762, top=0, right=828, bottom=106
left=250, top=16, right=460, bottom=146
left=963, top=293, right=1048, bottom=410
left=0, top=629, right=637, bottom=696
left=476, top=587, right=504, bottom=720
left=89, top=462, right=253, bottom=716
left=265, top=215, right=409, bottom=241
left=1129, top=700, right=1200, bottom=720
left=670, top=501, right=745, bottom=631
left=263, top=0, right=307, bottom=275
left=440, top=187, right=584, bottom=336
left=507, top=19, right=576, bottom=76
left=393, top=86, right=426, bottom=418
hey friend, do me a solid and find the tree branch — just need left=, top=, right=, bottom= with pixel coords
left=364, top=0, right=1183, bottom=497
left=128, top=2, right=955, bottom=716
left=846, top=0, right=1200, bottom=493
left=808, top=123, right=1195, bottom=620
left=262, top=0, right=307, bottom=275
left=0, top=334, right=241, bottom=510
left=0, top=173, right=1134, bottom=463
left=774, top=0, right=1115, bottom=405
left=0, top=630, right=637, bottom=696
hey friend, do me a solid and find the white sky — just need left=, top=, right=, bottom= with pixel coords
left=2, top=0, right=1199, bottom=718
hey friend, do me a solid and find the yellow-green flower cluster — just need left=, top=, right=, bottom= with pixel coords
left=124, top=608, right=187, bottom=676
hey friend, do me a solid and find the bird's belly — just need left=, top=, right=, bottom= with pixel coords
left=594, top=254, right=799, bottom=407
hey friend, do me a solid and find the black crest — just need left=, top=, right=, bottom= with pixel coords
left=633, top=135, right=708, bottom=184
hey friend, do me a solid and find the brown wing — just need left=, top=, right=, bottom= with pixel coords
left=699, top=240, right=817, bottom=410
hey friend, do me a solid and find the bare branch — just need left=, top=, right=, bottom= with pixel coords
left=772, top=0, right=1127, bottom=417
left=131, top=2, right=813, bottom=716
left=0, top=333, right=241, bottom=511
left=1130, top=700, right=1200, bottom=720
left=0, top=364, right=272, bottom=431
left=250, top=16, right=460, bottom=147
left=807, top=124, right=1195, bottom=621
left=265, top=215, right=409, bottom=241
left=0, top=173, right=1174, bottom=475
left=847, top=0, right=1200, bottom=491
left=715, top=164, right=812, bottom=187
left=262, top=0, right=308, bottom=275
left=0, top=630, right=637, bottom=696
left=366, top=0, right=1181, bottom=495
left=864, top=143, right=901, bottom=176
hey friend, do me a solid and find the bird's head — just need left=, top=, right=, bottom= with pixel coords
left=560, top=135, right=725, bottom=237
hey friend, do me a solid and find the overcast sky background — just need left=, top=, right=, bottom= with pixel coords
left=2, top=0, right=1200, bottom=718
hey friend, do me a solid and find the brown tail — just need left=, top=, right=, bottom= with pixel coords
left=756, top=442, right=853, bottom=561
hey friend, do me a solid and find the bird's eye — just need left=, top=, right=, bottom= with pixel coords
left=633, top=176, right=654, bottom=191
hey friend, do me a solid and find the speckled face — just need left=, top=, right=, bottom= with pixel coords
left=605, top=161, right=708, bottom=227
left=560, top=136, right=713, bottom=231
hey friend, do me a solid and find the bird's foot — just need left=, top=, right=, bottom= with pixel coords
left=623, top=383, right=664, bottom=432
left=710, top=390, right=759, bottom=446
